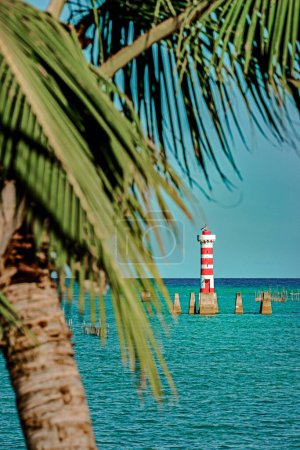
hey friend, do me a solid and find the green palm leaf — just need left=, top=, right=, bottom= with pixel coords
left=0, top=292, right=19, bottom=333
left=68, top=0, right=299, bottom=186
left=0, top=0, right=190, bottom=398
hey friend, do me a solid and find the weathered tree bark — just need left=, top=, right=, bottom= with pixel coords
left=0, top=184, right=97, bottom=449
left=2, top=280, right=97, bottom=449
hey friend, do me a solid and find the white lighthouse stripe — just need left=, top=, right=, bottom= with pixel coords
left=201, top=264, right=213, bottom=269
left=201, top=243, right=213, bottom=248
left=201, top=275, right=214, bottom=282
left=201, top=274, right=214, bottom=282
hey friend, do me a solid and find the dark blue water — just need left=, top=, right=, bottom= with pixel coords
left=1, top=279, right=300, bottom=449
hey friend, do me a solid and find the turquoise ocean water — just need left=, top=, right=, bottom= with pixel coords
left=0, top=278, right=300, bottom=449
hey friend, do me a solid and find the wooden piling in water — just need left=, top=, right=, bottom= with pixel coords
left=260, top=292, right=272, bottom=315
left=235, top=292, right=243, bottom=314
left=82, top=322, right=109, bottom=337
left=188, top=292, right=196, bottom=314
left=173, top=293, right=181, bottom=314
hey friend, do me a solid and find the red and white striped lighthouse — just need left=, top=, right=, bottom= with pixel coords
left=197, top=226, right=216, bottom=294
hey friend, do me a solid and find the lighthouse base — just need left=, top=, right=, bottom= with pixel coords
left=199, top=292, right=218, bottom=315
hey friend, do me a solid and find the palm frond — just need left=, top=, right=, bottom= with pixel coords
left=0, top=291, right=20, bottom=331
left=66, top=0, right=299, bottom=187
left=0, top=291, right=34, bottom=343
left=0, top=0, right=190, bottom=398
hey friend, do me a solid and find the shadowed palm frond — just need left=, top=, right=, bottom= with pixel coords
left=0, top=292, right=20, bottom=333
left=66, top=0, right=299, bottom=187
left=0, top=289, right=34, bottom=341
left=0, top=0, right=192, bottom=398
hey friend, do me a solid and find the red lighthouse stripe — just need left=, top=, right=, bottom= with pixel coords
left=201, top=248, right=213, bottom=255
left=201, top=258, right=213, bottom=265
left=201, top=269, right=214, bottom=275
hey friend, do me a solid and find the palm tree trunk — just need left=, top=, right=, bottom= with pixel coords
left=0, top=224, right=97, bottom=449
left=2, top=281, right=97, bottom=449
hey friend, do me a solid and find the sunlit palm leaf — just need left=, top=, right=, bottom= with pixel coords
left=0, top=0, right=191, bottom=397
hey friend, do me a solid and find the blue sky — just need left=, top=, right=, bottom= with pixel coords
left=29, top=1, right=300, bottom=278
left=161, top=122, right=300, bottom=278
